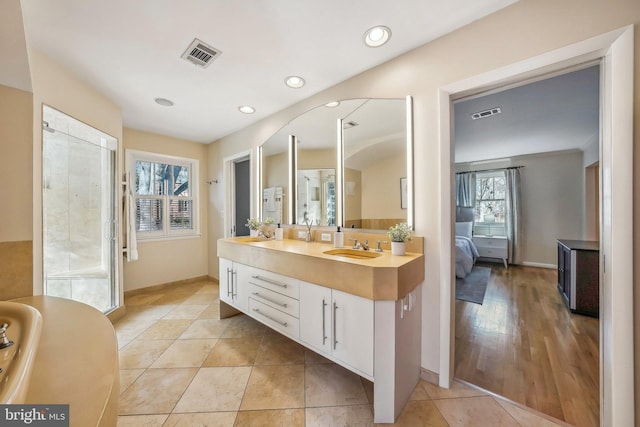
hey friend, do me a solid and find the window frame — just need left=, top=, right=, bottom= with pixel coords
left=126, top=149, right=200, bottom=241
left=474, top=170, right=506, bottom=236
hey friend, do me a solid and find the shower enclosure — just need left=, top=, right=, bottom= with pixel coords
left=42, top=106, right=118, bottom=313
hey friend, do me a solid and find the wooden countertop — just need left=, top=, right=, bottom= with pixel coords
left=218, top=237, right=425, bottom=300
left=15, top=296, right=119, bottom=427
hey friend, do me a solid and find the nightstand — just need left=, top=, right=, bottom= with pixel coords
left=473, top=235, right=508, bottom=268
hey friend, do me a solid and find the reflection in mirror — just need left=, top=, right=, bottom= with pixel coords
left=261, top=133, right=289, bottom=225
left=262, top=100, right=363, bottom=224
left=342, top=99, right=407, bottom=230
left=297, top=169, right=335, bottom=226
left=260, top=97, right=412, bottom=230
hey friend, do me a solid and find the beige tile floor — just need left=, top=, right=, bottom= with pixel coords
left=115, top=278, right=570, bottom=426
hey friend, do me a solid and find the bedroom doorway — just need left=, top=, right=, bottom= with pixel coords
left=451, top=63, right=601, bottom=426
left=440, top=26, right=634, bottom=427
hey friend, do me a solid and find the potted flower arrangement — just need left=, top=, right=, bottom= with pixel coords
left=245, top=218, right=262, bottom=237
left=387, top=222, right=412, bottom=256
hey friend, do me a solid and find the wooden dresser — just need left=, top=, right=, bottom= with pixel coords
left=557, top=239, right=599, bottom=317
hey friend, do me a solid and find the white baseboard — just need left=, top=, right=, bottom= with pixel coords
left=520, top=261, right=556, bottom=269
left=420, top=367, right=439, bottom=386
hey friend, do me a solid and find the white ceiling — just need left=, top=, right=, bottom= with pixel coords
left=454, top=65, right=600, bottom=163
left=18, top=0, right=517, bottom=143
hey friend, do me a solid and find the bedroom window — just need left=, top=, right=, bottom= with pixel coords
left=127, top=150, right=199, bottom=240
left=474, top=171, right=506, bottom=236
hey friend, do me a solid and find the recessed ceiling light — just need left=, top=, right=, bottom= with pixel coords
left=155, top=97, right=174, bottom=107
left=285, top=76, right=305, bottom=88
left=363, top=25, right=391, bottom=47
left=238, top=105, right=255, bottom=114
left=325, top=101, right=340, bottom=108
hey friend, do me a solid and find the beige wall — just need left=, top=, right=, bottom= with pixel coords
left=361, top=151, right=406, bottom=221
left=0, top=85, right=33, bottom=241
left=28, top=48, right=123, bottom=295
left=207, top=0, right=640, bottom=418
left=457, top=150, right=585, bottom=267
left=0, top=84, right=33, bottom=299
left=344, top=167, right=362, bottom=227
left=123, top=128, right=209, bottom=291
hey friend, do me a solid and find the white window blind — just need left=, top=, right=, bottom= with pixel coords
left=127, top=150, right=199, bottom=239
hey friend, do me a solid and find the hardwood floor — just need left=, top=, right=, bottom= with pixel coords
left=454, top=263, right=599, bottom=426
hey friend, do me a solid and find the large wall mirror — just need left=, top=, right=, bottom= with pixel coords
left=260, top=97, right=413, bottom=231
left=340, top=98, right=409, bottom=230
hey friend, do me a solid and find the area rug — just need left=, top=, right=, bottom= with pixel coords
left=455, top=266, right=491, bottom=304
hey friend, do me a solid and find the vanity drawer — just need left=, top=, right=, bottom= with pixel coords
left=249, top=298, right=299, bottom=340
left=248, top=283, right=299, bottom=318
left=247, top=267, right=300, bottom=299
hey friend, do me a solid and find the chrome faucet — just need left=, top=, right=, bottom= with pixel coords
left=349, top=238, right=360, bottom=249
left=376, top=240, right=388, bottom=252
left=361, top=240, right=370, bottom=251
left=0, top=323, right=14, bottom=349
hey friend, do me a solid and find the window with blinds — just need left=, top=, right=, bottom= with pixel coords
left=127, top=150, right=199, bottom=239
left=474, top=170, right=506, bottom=236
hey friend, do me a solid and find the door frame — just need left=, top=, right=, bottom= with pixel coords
left=223, top=149, right=253, bottom=237
left=438, top=26, right=634, bottom=426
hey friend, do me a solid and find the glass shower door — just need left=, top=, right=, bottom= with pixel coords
left=42, top=107, right=117, bottom=313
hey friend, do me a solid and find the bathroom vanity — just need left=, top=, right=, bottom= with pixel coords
left=217, top=236, right=424, bottom=423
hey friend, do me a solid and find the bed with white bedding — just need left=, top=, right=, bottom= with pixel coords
left=455, top=206, right=479, bottom=278
left=455, top=235, right=479, bottom=278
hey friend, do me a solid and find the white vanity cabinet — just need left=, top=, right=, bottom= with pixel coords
left=218, top=258, right=247, bottom=312
left=217, top=236, right=425, bottom=424
left=299, top=281, right=374, bottom=378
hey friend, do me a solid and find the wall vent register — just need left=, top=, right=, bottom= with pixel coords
left=471, top=107, right=502, bottom=120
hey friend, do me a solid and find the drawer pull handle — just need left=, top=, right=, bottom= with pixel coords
left=252, top=292, right=287, bottom=308
left=333, top=302, right=338, bottom=350
left=252, top=308, right=287, bottom=327
left=322, top=298, right=327, bottom=345
left=252, top=275, right=288, bottom=289
left=232, top=270, right=237, bottom=298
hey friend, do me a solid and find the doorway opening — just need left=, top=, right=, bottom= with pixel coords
left=224, top=151, right=252, bottom=237
left=451, top=64, right=600, bottom=425
left=438, top=26, right=634, bottom=427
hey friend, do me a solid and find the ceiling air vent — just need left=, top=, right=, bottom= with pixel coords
left=471, top=107, right=502, bottom=120
left=181, top=38, right=222, bottom=68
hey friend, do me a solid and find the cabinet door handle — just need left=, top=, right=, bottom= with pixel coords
left=226, top=268, right=232, bottom=297
left=251, top=292, right=287, bottom=308
left=232, top=270, right=238, bottom=298
left=252, top=275, right=287, bottom=289
left=322, top=298, right=327, bottom=345
left=252, top=308, right=288, bottom=327
left=333, top=302, right=338, bottom=350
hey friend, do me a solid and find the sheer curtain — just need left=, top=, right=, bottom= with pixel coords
left=455, top=172, right=475, bottom=207
left=505, top=168, right=522, bottom=264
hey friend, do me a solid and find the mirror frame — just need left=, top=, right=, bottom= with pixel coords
left=258, top=96, right=414, bottom=230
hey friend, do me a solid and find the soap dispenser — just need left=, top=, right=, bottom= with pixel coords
left=275, top=223, right=284, bottom=241
left=334, top=226, right=344, bottom=248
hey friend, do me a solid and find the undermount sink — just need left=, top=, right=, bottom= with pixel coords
left=0, top=301, right=43, bottom=403
left=235, top=236, right=268, bottom=243
left=323, top=248, right=382, bottom=259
